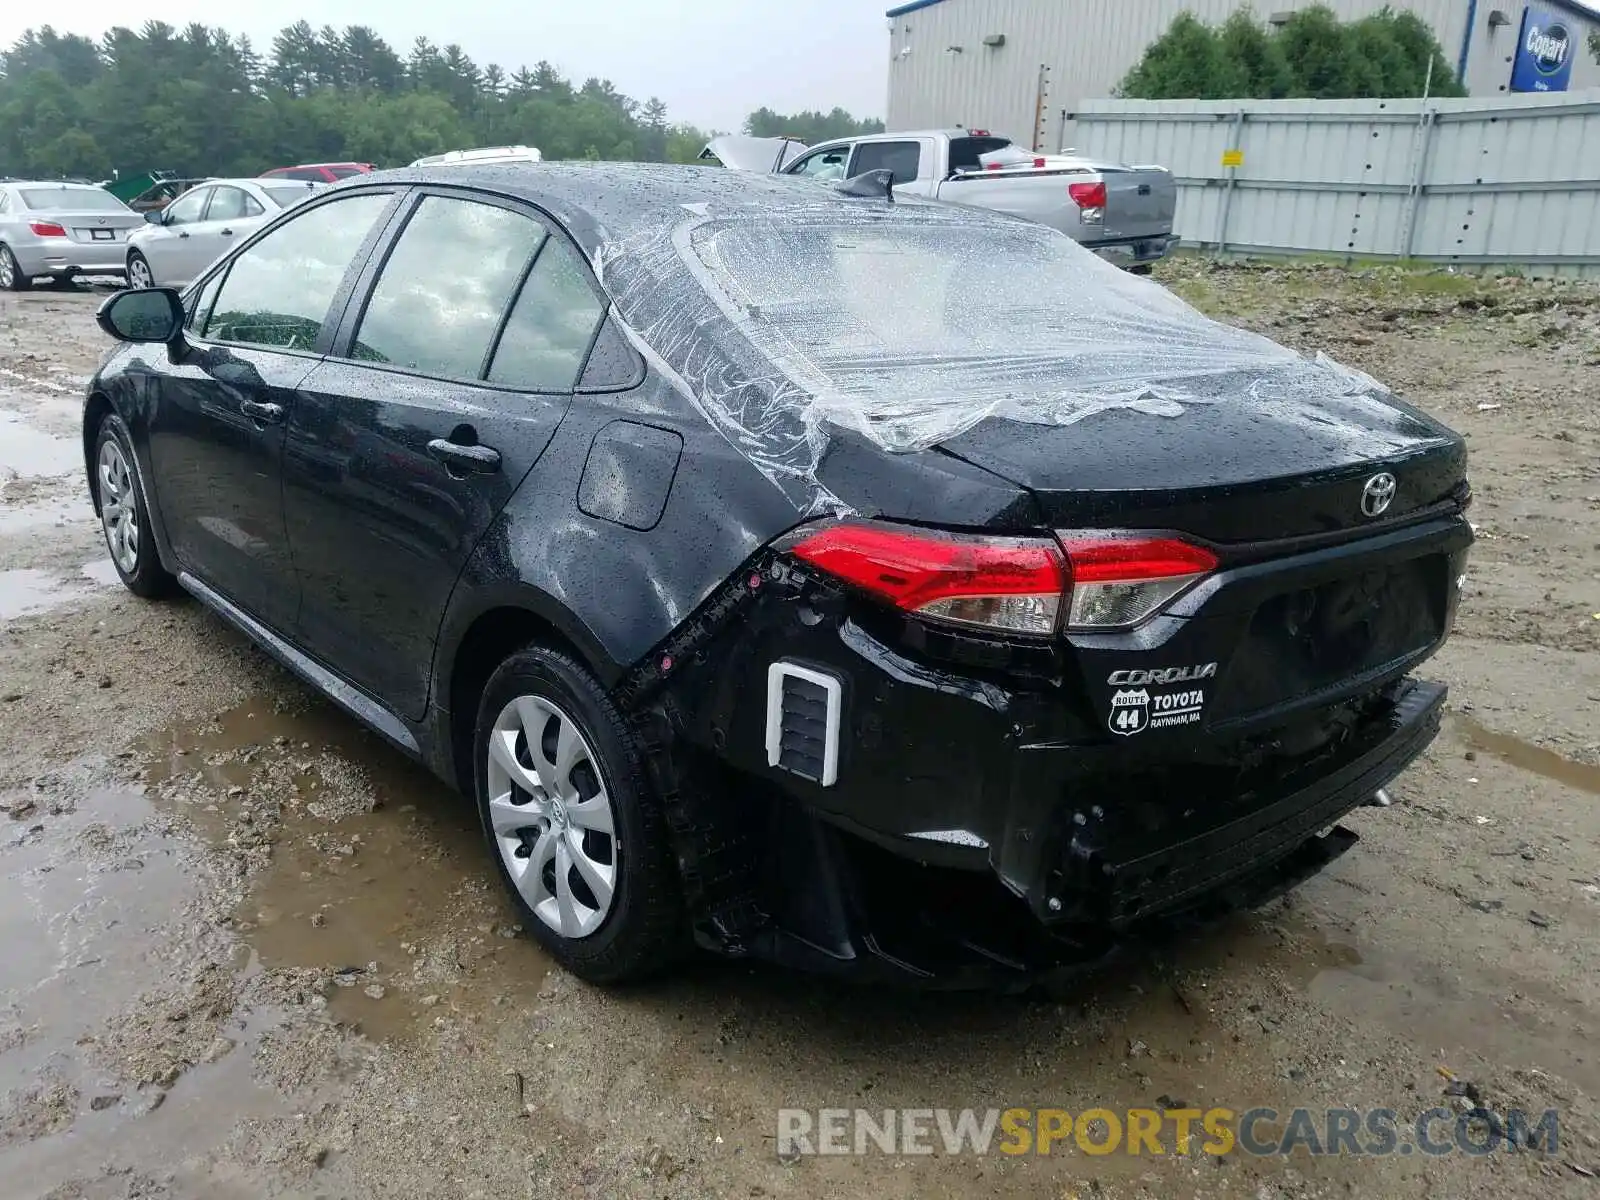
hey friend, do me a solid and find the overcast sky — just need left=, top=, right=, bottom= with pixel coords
left=0, top=0, right=892, bottom=131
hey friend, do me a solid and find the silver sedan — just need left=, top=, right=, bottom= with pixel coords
left=124, top=178, right=321, bottom=288
left=0, top=182, right=144, bottom=290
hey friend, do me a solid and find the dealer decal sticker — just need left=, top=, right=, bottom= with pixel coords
left=1109, top=688, right=1150, bottom=736
left=1106, top=663, right=1216, bottom=736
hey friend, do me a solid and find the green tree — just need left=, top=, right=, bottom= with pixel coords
left=1218, top=10, right=1293, bottom=98
left=745, top=106, right=884, bottom=143
left=1117, top=13, right=1246, bottom=99
left=1118, top=4, right=1463, bottom=101
left=0, top=20, right=877, bottom=179
left=665, top=122, right=714, bottom=164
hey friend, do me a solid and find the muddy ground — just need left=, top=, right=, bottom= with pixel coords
left=0, top=261, right=1597, bottom=1200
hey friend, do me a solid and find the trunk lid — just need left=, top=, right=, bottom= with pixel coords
left=1097, top=166, right=1176, bottom=242
left=937, top=375, right=1467, bottom=543
left=56, top=210, right=143, bottom=244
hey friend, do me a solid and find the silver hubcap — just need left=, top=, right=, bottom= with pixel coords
left=98, top=439, right=140, bottom=574
left=486, top=696, right=618, bottom=939
left=0, top=250, right=13, bottom=287
left=129, top=257, right=152, bottom=288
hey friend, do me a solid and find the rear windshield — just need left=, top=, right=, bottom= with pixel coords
left=681, top=211, right=1292, bottom=450
left=326, top=166, right=366, bottom=179
left=19, top=187, right=128, bottom=212
left=946, top=136, right=1014, bottom=173
left=263, top=184, right=317, bottom=208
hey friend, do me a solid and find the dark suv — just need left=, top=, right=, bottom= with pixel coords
left=85, top=164, right=1472, bottom=986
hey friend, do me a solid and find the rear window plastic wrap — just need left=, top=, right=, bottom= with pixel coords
left=595, top=188, right=1408, bottom=514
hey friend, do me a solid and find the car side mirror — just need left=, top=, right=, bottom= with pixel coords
left=97, top=288, right=185, bottom=345
left=144, top=210, right=163, bottom=224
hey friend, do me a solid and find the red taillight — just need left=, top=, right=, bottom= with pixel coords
left=785, top=523, right=1218, bottom=635
left=1058, top=535, right=1218, bottom=630
left=1067, top=182, right=1107, bottom=210
left=28, top=221, right=67, bottom=237
left=787, top=521, right=1067, bottom=636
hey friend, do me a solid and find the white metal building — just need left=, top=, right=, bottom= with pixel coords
left=885, top=0, right=1600, bottom=149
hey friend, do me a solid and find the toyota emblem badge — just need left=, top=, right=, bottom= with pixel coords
left=1361, top=472, right=1397, bottom=518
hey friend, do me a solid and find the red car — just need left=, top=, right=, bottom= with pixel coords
left=259, top=162, right=374, bottom=183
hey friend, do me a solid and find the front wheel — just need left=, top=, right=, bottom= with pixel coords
left=94, top=414, right=175, bottom=598
left=473, top=645, right=684, bottom=983
left=0, top=244, right=28, bottom=291
left=126, top=251, right=155, bottom=290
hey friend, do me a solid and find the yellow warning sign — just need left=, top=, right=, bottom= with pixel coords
left=1221, top=149, right=1244, bottom=168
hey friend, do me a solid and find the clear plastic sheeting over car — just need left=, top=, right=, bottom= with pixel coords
left=594, top=177, right=1421, bottom=509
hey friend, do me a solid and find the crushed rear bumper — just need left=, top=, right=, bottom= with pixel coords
left=740, top=676, right=1440, bottom=988
left=623, top=530, right=1452, bottom=987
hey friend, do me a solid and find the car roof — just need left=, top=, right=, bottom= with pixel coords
left=210, top=178, right=316, bottom=189
left=354, top=161, right=976, bottom=257
left=804, top=129, right=996, bottom=149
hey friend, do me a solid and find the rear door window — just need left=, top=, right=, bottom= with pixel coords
left=486, top=238, right=605, bottom=390
left=349, top=195, right=545, bottom=380
left=205, top=186, right=262, bottom=221
left=203, top=192, right=391, bottom=350
left=850, top=141, right=923, bottom=185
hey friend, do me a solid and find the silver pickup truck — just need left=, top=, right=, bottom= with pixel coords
left=703, top=130, right=1178, bottom=270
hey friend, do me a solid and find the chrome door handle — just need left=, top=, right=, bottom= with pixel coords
left=427, top=438, right=501, bottom=474
left=240, top=399, right=283, bottom=424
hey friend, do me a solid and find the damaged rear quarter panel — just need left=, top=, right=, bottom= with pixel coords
left=435, top=381, right=803, bottom=689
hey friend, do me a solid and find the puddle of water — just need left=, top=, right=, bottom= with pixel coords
left=0, top=568, right=86, bottom=620
left=0, top=563, right=114, bottom=621
left=141, top=697, right=552, bottom=1042
left=0, top=779, right=287, bottom=1193
left=0, top=409, right=78, bottom=478
left=1453, top=714, right=1600, bottom=797
left=80, top=556, right=121, bottom=587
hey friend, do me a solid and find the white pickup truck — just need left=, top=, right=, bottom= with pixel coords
left=703, top=130, right=1178, bottom=271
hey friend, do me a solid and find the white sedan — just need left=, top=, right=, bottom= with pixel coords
left=124, top=178, right=321, bottom=287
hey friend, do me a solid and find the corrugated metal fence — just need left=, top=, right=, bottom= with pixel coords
left=1071, top=92, right=1600, bottom=277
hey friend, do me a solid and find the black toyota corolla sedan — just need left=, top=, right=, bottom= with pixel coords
left=84, top=163, right=1472, bottom=987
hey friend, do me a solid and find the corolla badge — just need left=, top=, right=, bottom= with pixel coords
left=1361, top=472, right=1397, bottom=518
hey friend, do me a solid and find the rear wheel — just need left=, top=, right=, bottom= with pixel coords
left=126, top=251, right=155, bottom=290
left=473, top=645, right=684, bottom=983
left=94, top=414, right=175, bottom=598
left=0, top=245, right=28, bottom=291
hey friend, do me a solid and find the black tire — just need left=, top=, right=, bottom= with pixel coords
left=0, top=244, right=29, bottom=292
left=126, top=250, right=155, bottom=290
left=92, top=413, right=176, bottom=598
left=473, top=645, right=684, bottom=983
